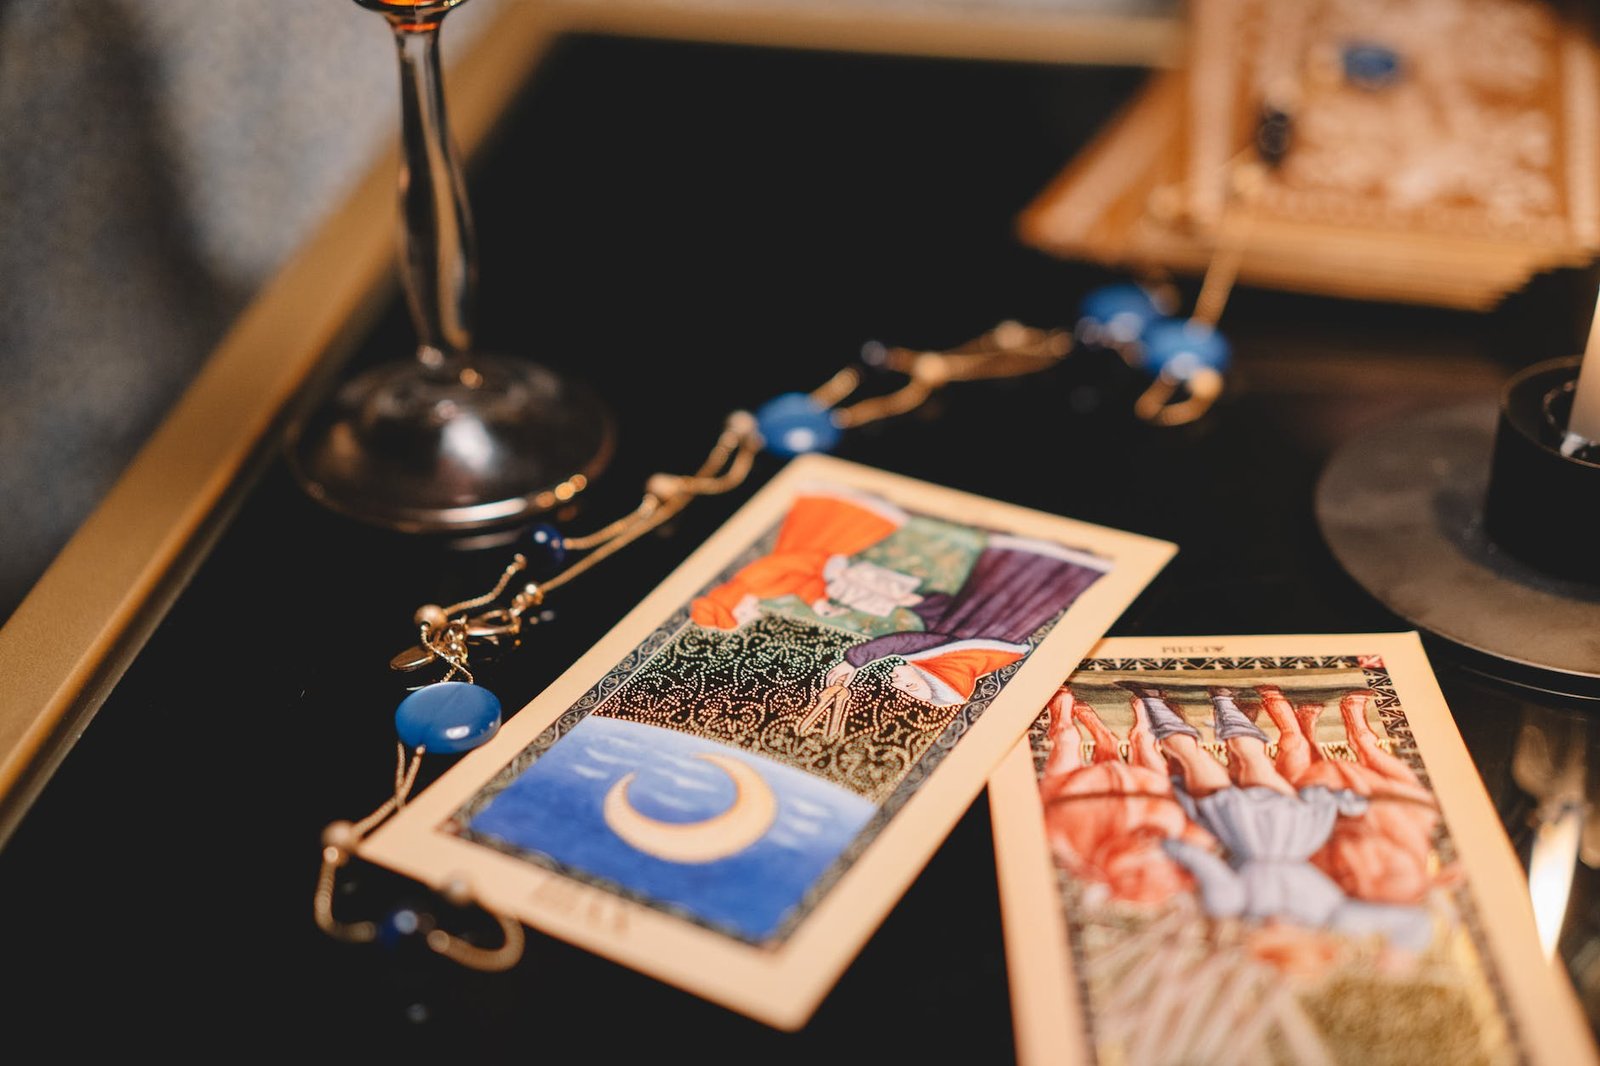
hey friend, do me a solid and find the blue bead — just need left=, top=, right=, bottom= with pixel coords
left=859, top=340, right=891, bottom=368
left=1342, top=42, right=1401, bottom=89
left=1138, top=318, right=1231, bottom=379
left=524, top=523, right=566, bottom=574
left=395, top=682, right=502, bottom=754
left=1077, top=283, right=1165, bottom=347
left=754, top=393, right=842, bottom=457
left=377, top=904, right=431, bottom=950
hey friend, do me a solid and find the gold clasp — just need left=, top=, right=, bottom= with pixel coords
left=392, top=556, right=538, bottom=681
left=1133, top=367, right=1224, bottom=427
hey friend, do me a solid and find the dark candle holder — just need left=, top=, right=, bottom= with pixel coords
left=1316, top=358, right=1600, bottom=697
left=1483, top=358, right=1600, bottom=584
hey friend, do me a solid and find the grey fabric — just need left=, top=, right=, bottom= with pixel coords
left=1208, top=691, right=1268, bottom=743
left=1163, top=787, right=1433, bottom=951
left=1175, top=784, right=1366, bottom=867
left=1139, top=695, right=1200, bottom=742
left=0, top=0, right=496, bottom=619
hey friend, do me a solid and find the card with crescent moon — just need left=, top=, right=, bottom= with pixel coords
left=359, top=454, right=1173, bottom=1028
left=990, top=633, right=1597, bottom=1066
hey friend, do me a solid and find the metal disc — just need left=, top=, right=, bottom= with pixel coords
left=1316, top=402, right=1600, bottom=691
left=287, top=354, right=614, bottom=534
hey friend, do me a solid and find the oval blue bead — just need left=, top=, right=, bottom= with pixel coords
left=754, top=392, right=842, bottom=457
left=1138, top=318, right=1231, bottom=379
left=395, top=682, right=502, bottom=754
left=524, top=522, right=567, bottom=574
left=1077, top=283, right=1165, bottom=347
left=1342, top=42, right=1401, bottom=89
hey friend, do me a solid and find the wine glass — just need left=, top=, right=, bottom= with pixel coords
left=288, top=0, right=613, bottom=533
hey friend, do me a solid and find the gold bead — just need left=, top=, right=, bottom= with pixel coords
left=647, top=473, right=684, bottom=500
left=322, top=820, right=358, bottom=850
left=322, top=820, right=358, bottom=866
left=442, top=877, right=474, bottom=906
left=911, top=353, right=949, bottom=387
left=510, top=583, right=544, bottom=614
left=992, top=320, right=1028, bottom=348
left=725, top=410, right=757, bottom=439
left=414, top=604, right=449, bottom=630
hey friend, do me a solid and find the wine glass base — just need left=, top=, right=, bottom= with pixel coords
left=286, top=355, right=614, bottom=533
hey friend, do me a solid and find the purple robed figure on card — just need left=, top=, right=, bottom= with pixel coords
left=811, top=536, right=1108, bottom=723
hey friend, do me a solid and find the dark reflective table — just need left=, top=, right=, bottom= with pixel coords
left=2, top=33, right=1596, bottom=1058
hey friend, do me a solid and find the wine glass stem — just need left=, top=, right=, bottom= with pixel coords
left=393, top=21, right=476, bottom=372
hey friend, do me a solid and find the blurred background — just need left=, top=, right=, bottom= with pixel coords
left=8, top=0, right=1592, bottom=621
left=0, top=0, right=1185, bottom=622
left=0, top=0, right=501, bottom=618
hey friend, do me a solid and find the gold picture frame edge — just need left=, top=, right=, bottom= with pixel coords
left=545, top=0, right=1183, bottom=68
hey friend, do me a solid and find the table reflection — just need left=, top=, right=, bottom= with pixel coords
left=1445, top=669, right=1600, bottom=1024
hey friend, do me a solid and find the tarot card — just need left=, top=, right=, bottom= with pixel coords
left=1181, top=0, right=1600, bottom=308
left=361, top=455, right=1174, bottom=1028
left=1023, top=0, right=1600, bottom=309
left=991, top=633, right=1597, bottom=1065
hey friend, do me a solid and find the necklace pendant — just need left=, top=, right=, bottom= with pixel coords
left=390, top=644, right=439, bottom=672
left=395, top=681, right=503, bottom=753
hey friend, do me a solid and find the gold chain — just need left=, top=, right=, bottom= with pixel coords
left=393, top=320, right=1080, bottom=679
left=1129, top=157, right=1260, bottom=427
left=313, top=742, right=524, bottom=971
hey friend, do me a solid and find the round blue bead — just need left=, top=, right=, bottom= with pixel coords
left=377, top=904, right=431, bottom=950
left=1138, top=318, right=1231, bottom=379
left=524, top=523, right=567, bottom=574
left=859, top=340, right=891, bottom=368
left=395, top=682, right=502, bottom=754
left=1342, top=42, right=1401, bottom=89
left=1077, top=283, right=1165, bottom=347
left=754, top=393, right=842, bottom=457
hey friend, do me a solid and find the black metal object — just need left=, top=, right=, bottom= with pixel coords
left=1485, top=358, right=1600, bottom=584
left=1318, top=402, right=1600, bottom=694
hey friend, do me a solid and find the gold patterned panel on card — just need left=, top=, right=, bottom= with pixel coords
left=594, top=613, right=962, bottom=805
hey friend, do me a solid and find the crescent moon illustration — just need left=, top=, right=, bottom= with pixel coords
left=602, top=753, right=778, bottom=865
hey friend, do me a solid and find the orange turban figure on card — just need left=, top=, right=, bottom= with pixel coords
left=890, top=641, right=1028, bottom=706
left=690, top=490, right=906, bottom=630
